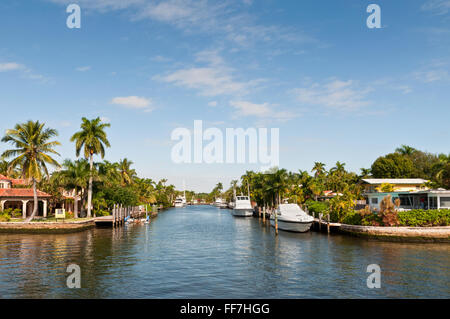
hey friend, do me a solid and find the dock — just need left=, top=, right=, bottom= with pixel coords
left=94, top=204, right=152, bottom=227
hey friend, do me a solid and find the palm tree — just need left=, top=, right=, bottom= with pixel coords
left=312, top=162, right=326, bottom=178
left=1, top=121, right=61, bottom=221
left=395, top=145, right=417, bottom=156
left=118, top=158, right=136, bottom=185
left=97, top=160, right=121, bottom=187
left=71, top=117, right=111, bottom=218
left=56, top=159, right=90, bottom=218
left=359, top=168, right=372, bottom=179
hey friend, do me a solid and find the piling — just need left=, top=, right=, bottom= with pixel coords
left=327, top=213, right=330, bottom=234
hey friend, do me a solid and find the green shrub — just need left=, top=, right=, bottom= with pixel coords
left=94, top=209, right=110, bottom=217
left=398, top=209, right=450, bottom=227
left=305, top=200, right=329, bottom=215
left=0, top=213, right=11, bottom=222
left=341, top=211, right=362, bottom=225
left=12, top=209, right=22, bottom=218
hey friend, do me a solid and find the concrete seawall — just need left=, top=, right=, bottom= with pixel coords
left=0, top=219, right=95, bottom=234
left=339, top=224, right=450, bottom=243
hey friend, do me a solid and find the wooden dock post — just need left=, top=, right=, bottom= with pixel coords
left=319, top=213, right=322, bottom=231
left=263, top=206, right=266, bottom=223
left=274, top=208, right=278, bottom=236
left=327, top=213, right=330, bottom=234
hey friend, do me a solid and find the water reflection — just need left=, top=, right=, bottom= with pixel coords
left=0, top=205, right=449, bottom=298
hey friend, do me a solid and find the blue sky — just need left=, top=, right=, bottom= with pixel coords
left=0, top=0, right=449, bottom=192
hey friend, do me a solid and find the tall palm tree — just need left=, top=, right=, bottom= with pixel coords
left=1, top=121, right=61, bottom=221
left=71, top=117, right=110, bottom=218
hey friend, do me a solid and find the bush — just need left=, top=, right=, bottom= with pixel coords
left=341, top=211, right=362, bottom=225
left=11, top=209, right=22, bottom=218
left=0, top=213, right=11, bottom=222
left=66, top=211, right=74, bottom=219
left=94, top=209, right=110, bottom=217
left=305, top=200, right=329, bottom=215
left=398, top=209, right=450, bottom=227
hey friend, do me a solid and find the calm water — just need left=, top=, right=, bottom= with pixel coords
left=0, top=205, right=449, bottom=298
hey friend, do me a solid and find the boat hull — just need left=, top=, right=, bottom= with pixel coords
left=174, top=203, right=186, bottom=208
left=232, top=209, right=253, bottom=217
left=270, top=219, right=313, bottom=233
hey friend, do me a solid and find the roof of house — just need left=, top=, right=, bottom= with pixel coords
left=0, top=188, right=51, bottom=198
left=361, top=178, right=428, bottom=185
left=0, top=174, right=11, bottom=181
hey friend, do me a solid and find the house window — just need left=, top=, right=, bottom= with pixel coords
left=440, top=197, right=450, bottom=208
left=371, top=198, right=378, bottom=204
left=429, top=197, right=438, bottom=209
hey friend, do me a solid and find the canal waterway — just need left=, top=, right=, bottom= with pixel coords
left=0, top=205, right=448, bottom=298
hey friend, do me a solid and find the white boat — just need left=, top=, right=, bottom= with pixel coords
left=228, top=201, right=236, bottom=209
left=174, top=196, right=187, bottom=207
left=214, top=198, right=224, bottom=207
left=232, top=196, right=253, bottom=217
left=270, top=204, right=314, bottom=233
left=175, top=182, right=187, bottom=207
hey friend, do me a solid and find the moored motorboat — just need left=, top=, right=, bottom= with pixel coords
left=270, top=204, right=314, bottom=233
left=232, top=196, right=253, bottom=217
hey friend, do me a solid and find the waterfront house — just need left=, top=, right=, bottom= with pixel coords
left=361, top=178, right=450, bottom=211
left=360, top=178, right=428, bottom=193
left=0, top=174, right=51, bottom=218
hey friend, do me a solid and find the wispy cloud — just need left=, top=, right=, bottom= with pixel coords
left=0, top=62, right=24, bottom=72
left=111, top=96, right=154, bottom=112
left=413, top=60, right=450, bottom=83
left=155, top=50, right=264, bottom=97
left=422, top=0, right=450, bottom=15
left=230, top=100, right=296, bottom=122
left=0, top=61, right=47, bottom=82
left=47, top=0, right=317, bottom=48
left=76, top=66, right=91, bottom=72
left=292, top=79, right=373, bottom=112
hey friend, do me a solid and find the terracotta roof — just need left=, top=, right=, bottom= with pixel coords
left=11, top=179, right=28, bottom=186
left=0, top=174, right=11, bottom=181
left=0, top=188, right=51, bottom=198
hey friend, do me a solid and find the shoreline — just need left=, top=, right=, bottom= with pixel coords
left=0, top=219, right=95, bottom=234
left=312, top=218, right=450, bottom=243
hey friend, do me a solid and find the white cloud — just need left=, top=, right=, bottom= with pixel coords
left=0, top=62, right=47, bottom=82
left=76, top=66, right=91, bottom=72
left=292, top=79, right=372, bottom=111
left=422, top=0, right=450, bottom=15
left=156, top=50, right=263, bottom=97
left=111, top=96, right=153, bottom=112
left=48, top=0, right=316, bottom=47
left=151, top=55, right=172, bottom=62
left=208, top=101, right=218, bottom=107
left=0, top=62, right=24, bottom=72
left=230, top=100, right=296, bottom=121
left=414, top=69, right=449, bottom=83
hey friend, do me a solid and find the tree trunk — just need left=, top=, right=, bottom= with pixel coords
left=26, top=178, right=38, bottom=222
left=87, top=153, right=93, bottom=218
left=74, top=187, right=78, bottom=219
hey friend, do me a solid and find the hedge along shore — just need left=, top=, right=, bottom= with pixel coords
left=0, top=219, right=95, bottom=234
left=338, top=224, right=450, bottom=243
